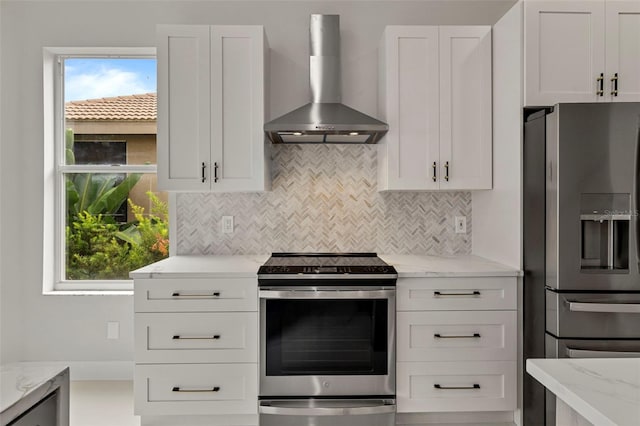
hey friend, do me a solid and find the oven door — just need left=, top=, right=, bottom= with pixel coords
left=259, top=398, right=396, bottom=426
left=259, top=287, right=395, bottom=397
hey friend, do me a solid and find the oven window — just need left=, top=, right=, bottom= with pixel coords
left=265, top=299, right=388, bottom=376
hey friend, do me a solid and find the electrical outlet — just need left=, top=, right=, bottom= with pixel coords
left=222, top=216, right=234, bottom=234
left=454, top=216, right=467, bottom=234
left=107, top=322, right=119, bottom=340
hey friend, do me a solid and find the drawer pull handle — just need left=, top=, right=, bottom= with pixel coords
left=172, top=386, right=220, bottom=393
left=434, top=291, right=481, bottom=297
left=171, top=292, right=221, bottom=298
left=434, top=333, right=481, bottom=339
left=172, top=335, right=221, bottom=340
left=434, top=384, right=480, bottom=390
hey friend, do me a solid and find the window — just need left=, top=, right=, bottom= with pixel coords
left=43, top=48, right=167, bottom=291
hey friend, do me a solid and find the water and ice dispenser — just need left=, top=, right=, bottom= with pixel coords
left=580, top=194, right=630, bottom=272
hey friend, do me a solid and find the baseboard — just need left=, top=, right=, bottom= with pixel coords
left=397, top=411, right=516, bottom=425
left=18, top=361, right=133, bottom=381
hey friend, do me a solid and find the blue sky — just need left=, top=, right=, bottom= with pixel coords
left=64, top=58, right=157, bottom=102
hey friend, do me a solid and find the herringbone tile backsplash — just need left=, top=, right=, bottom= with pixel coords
left=176, top=144, right=471, bottom=255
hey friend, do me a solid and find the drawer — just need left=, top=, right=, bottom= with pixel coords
left=134, top=278, right=257, bottom=312
left=397, top=311, right=516, bottom=362
left=397, top=361, right=516, bottom=413
left=134, top=363, right=257, bottom=416
left=135, top=312, right=257, bottom=363
left=397, top=277, right=517, bottom=311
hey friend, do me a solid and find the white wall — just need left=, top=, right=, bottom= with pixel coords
left=0, top=0, right=516, bottom=377
left=472, top=1, right=523, bottom=269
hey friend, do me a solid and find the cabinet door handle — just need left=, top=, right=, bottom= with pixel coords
left=434, top=333, right=481, bottom=339
left=432, top=162, right=437, bottom=182
left=434, top=291, right=481, bottom=297
left=434, top=384, right=480, bottom=390
left=172, top=335, right=221, bottom=340
left=172, top=386, right=220, bottom=393
left=214, top=162, right=219, bottom=183
left=201, top=162, right=206, bottom=183
left=171, top=292, right=221, bottom=298
left=611, top=73, right=618, bottom=96
left=597, top=73, right=604, bottom=96
left=444, top=161, right=450, bottom=181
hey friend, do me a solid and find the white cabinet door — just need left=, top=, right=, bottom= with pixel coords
left=378, top=26, right=440, bottom=191
left=378, top=25, right=492, bottom=191
left=397, top=361, right=517, bottom=413
left=525, top=1, right=606, bottom=105
left=439, top=26, right=492, bottom=190
left=605, top=1, right=640, bottom=102
left=136, top=312, right=258, bottom=363
left=157, top=25, right=269, bottom=192
left=396, top=277, right=517, bottom=311
left=211, top=26, right=269, bottom=192
left=135, top=363, right=258, bottom=416
left=157, top=25, right=211, bottom=191
left=397, top=311, right=517, bottom=362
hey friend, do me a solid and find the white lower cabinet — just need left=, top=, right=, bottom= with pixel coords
left=135, top=312, right=258, bottom=363
left=134, top=277, right=258, bottom=425
left=135, top=364, right=258, bottom=416
left=397, top=311, right=517, bottom=362
left=397, top=361, right=517, bottom=413
left=396, top=276, right=518, bottom=417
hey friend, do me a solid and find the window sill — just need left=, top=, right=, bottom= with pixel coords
left=44, top=290, right=133, bottom=296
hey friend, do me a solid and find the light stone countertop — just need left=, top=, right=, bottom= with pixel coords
left=380, top=254, right=521, bottom=277
left=1, top=363, right=69, bottom=423
left=527, top=358, right=640, bottom=426
left=130, top=254, right=520, bottom=278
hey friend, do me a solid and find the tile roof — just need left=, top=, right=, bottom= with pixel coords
left=65, top=93, right=157, bottom=120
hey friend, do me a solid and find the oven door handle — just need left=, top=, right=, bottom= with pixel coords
left=258, top=400, right=396, bottom=416
left=565, top=348, right=640, bottom=358
left=567, top=301, right=640, bottom=313
left=259, top=289, right=395, bottom=299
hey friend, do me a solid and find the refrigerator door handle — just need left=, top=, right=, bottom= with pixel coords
left=566, top=348, right=640, bottom=358
left=635, top=120, right=640, bottom=268
left=567, top=301, right=640, bottom=313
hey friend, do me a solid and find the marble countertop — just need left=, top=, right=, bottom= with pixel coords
left=1, top=363, right=69, bottom=415
left=130, top=254, right=520, bottom=278
left=527, top=358, right=640, bottom=426
left=380, top=254, right=521, bottom=277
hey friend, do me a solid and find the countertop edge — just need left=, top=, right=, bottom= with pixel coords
left=1, top=365, right=70, bottom=424
left=526, top=359, right=617, bottom=426
left=129, top=254, right=522, bottom=279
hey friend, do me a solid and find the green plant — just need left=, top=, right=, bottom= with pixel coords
left=65, top=192, right=169, bottom=280
left=66, top=211, right=132, bottom=280
left=65, top=128, right=141, bottom=220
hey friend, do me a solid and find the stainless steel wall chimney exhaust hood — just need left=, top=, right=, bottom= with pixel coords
left=264, top=14, right=388, bottom=144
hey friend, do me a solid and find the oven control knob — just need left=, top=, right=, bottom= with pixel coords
left=322, top=381, right=330, bottom=388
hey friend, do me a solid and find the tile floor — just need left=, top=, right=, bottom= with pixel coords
left=70, top=381, right=139, bottom=426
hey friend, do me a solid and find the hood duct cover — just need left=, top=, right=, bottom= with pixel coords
left=264, top=14, right=388, bottom=144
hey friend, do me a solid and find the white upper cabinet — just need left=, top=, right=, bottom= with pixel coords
left=605, top=1, right=640, bottom=102
left=157, top=25, right=270, bottom=192
left=525, top=0, right=640, bottom=106
left=378, top=26, right=492, bottom=191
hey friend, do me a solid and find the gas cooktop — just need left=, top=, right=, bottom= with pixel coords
left=258, top=252, right=397, bottom=276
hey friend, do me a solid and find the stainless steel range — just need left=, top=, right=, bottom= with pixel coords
left=258, top=253, right=397, bottom=426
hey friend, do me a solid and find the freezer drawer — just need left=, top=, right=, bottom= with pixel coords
left=546, top=290, right=640, bottom=338
left=545, top=334, right=640, bottom=359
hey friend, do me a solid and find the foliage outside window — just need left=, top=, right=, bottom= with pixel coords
left=56, top=55, right=167, bottom=287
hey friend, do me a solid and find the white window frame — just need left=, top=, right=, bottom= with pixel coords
left=43, top=47, right=158, bottom=293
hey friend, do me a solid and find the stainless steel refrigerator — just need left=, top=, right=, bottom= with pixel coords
left=523, top=103, right=640, bottom=426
